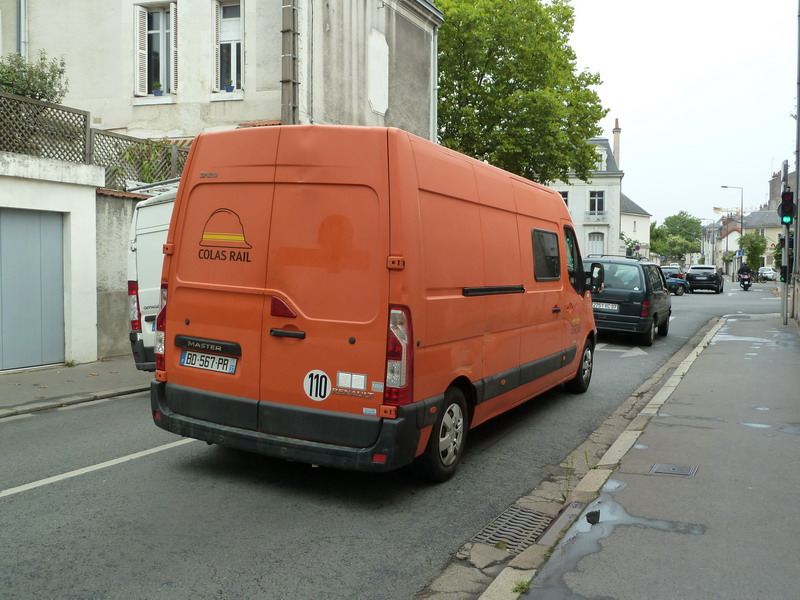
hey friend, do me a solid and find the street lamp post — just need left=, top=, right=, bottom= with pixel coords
left=722, top=185, right=744, bottom=279
left=721, top=185, right=744, bottom=236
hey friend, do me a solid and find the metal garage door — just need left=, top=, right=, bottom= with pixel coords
left=0, top=208, right=65, bottom=370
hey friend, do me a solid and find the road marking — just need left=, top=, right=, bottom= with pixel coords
left=0, top=438, right=196, bottom=499
left=596, top=343, right=648, bottom=357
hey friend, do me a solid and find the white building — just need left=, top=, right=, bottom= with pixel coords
left=550, top=121, right=651, bottom=260
left=0, top=0, right=443, bottom=140
left=620, top=193, right=651, bottom=259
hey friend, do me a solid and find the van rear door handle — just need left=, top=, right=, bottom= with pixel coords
left=270, top=328, right=306, bottom=339
left=552, top=306, right=562, bottom=314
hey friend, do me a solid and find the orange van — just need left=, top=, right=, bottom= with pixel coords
left=150, top=125, right=603, bottom=481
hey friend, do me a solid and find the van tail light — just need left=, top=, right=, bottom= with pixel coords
left=384, top=306, right=413, bottom=406
left=641, top=300, right=651, bottom=317
left=128, top=281, right=142, bottom=332
left=154, top=285, right=168, bottom=371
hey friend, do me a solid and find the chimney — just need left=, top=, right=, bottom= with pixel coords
left=612, top=118, right=621, bottom=168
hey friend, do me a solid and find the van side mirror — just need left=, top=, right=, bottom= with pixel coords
left=584, top=262, right=604, bottom=293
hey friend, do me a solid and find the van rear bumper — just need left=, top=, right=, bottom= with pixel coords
left=150, top=381, right=428, bottom=472
left=129, top=332, right=156, bottom=372
left=594, top=315, right=650, bottom=334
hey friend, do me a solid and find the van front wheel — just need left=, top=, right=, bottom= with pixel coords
left=564, top=341, right=593, bottom=393
left=412, top=388, right=468, bottom=482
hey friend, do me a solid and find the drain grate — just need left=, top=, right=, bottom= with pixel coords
left=650, top=463, right=698, bottom=477
left=472, top=505, right=554, bottom=555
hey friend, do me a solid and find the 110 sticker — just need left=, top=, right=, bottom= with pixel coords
left=304, top=370, right=331, bottom=401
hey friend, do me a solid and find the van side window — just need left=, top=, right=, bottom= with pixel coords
left=532, top=229, right=560, bottom=281
left=648, top=265, right=664, bottom=291
left=563, top=226, right=583, bottom=294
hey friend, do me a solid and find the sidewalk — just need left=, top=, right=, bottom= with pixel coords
left=517, top=312, right=800, bottom=599
left=0, top=354, right=152, bottom=418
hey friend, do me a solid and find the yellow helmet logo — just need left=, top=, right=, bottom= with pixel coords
left=200, top=209, right=252, bottom=249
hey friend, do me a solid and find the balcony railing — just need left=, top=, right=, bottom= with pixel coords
left=584, top=210, right=608, bottom=222
left=0, top=90, right=188, bottom=189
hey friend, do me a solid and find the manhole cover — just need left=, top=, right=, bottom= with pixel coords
left=472, top=505, right=553, bottom=555
left=650, top=463, right=698, bottom=477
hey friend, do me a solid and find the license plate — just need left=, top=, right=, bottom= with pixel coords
left=694, top=276, right=708, bottom=280
left=593, top=302, right=619, bottom=312
left=180, top=350, right=237, bottom=374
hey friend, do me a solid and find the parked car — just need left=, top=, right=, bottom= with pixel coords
left=590, top=257, right=672, bottom=346
left=685, top=264, right=724, bottom=293
left=660, top=266, right=684, bottom=279
left=758, top=266, right=778, bottom=281
left=660, top=267, right=690, bottom=296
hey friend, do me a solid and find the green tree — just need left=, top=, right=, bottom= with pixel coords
left=437, top=0, right=607, bottom=183
left=662, top=211, right=702, bottom=247
left=649, top=221, right=668, bottom=259
left=0, top=49, right=68, bottom=103
left=620, top=232, right=642, bottom=258
left=737, top=232, right=767, bottom=269
left=650, top=212, right=701, bottom=261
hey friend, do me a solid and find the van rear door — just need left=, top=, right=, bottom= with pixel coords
left=258, top=128, right=391, bottom=438
left=166, top=180, right=276, bottom=409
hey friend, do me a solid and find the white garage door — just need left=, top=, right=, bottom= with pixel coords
left=0, top=208, right=65, bottom=370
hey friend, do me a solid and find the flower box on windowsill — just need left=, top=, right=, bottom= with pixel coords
left=132, top=94, right=176, bottom=106
left=209, top=89, right=244, bottom=102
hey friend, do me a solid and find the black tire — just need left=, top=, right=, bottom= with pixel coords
left=412, top=388, right=468, bottom=482
left=639, top=319, right=655, bottom=346
left=657, top=312, right=670, bottom=336
left=674, top=286, right=685, bottom=296
left=689, top=286, right=695, bottom=293
left=565, top=340, right=594, bottom=393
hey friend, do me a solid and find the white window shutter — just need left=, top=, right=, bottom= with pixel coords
left=134, top=6, right=148, bottom=96
left=170, top=2, right=178, bottom=93
left=214, top=1, right=221, bottom=90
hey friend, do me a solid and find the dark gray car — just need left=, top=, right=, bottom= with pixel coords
left=589, top=257, right=672, bottom=346
left=685, top=264, right=724, bottom=293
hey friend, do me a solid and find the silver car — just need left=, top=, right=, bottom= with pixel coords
left=758, top=266, right=778, bottom=281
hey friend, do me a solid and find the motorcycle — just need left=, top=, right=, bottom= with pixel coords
left=738, top=272, right=752, bottom=291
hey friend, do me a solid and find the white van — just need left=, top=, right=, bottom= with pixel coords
left=127, top=190, right=176, bottom=371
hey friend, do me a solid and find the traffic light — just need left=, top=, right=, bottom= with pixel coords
left=778, top=190, right=796, bottom=225
left=780, top=265, right=789, bottom=282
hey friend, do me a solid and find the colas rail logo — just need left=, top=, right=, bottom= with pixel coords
left=198, top=208, right=252, bottom=262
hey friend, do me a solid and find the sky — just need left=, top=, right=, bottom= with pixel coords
left=568, top=0, right=798, bottom=225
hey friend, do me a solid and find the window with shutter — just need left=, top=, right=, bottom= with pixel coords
left=134, top=3, right=177, bottom=96
left=134, top=6, right=148, bottom=96
left=170, top=3, right=178, bottom=93
left=216, top=2, right=242, bottom=91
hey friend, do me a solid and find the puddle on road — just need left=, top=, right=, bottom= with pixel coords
left=712, top=334, right=773, bottom=345
left=778, top=426, right=800, bottom=436
left=527, top=480, right=706, bottom=599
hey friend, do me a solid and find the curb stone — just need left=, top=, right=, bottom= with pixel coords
left=0, top=386, right=150, bottom=419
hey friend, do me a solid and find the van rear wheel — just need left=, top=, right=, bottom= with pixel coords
left=412, top=388, right=468, bottom=482
left=639, top=319, right=655, bottom=346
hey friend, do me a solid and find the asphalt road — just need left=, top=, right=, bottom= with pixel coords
left=0, top=282, right=781, bottom=600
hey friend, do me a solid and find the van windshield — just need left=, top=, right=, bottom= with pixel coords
left=603, top=264, right=643, bottom=291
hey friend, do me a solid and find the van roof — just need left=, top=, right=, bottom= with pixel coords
left=135, top=190, right=177, bottom=209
